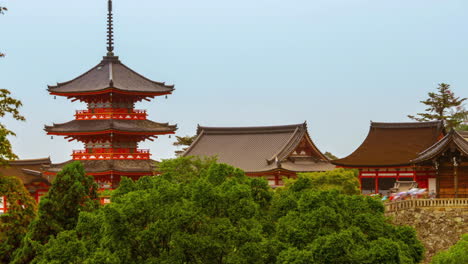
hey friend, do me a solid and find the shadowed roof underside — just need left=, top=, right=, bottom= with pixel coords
left=45, top=119, right=177, bottom=134
left=48, top=56, right=174, bottom=95
left=332, top=121, right=444, bottom=167
left=412, top=130, right=468, bottom=163
left=183, top=123, right=334, bottom=173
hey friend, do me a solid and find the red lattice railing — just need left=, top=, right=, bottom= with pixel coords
left=72, top=148, right=151, bottom=160
left=75, top=108, right=147, bottom=120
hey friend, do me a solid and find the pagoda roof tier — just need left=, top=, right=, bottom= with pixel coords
left=183, top=123, right=334, bottom=173
left=48, top=56, right=174, bottom=97
left=332, top=121, right=445, bottom=168
left=45, top=119, right=177, bottom=136
left=43, top=159, right=156, bottom=175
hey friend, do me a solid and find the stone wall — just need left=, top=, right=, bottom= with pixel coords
left=387, top=207, right=468, bottom=263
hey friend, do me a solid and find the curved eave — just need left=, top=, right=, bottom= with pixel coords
left=331, top=162, right=413, bottom=169
left=48, top=87, right=174, bottom=97
left=246, top=168, right=298, bottom=176
left=332, top=121, right=444, bottom=169
left=411, top=130, right=468, bottom=164
left=46, top=130, right=176, bottom=136
left=43, top=170, right=154, bottom=176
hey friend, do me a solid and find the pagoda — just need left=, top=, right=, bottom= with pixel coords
left=43, top=0, right=177, bottom=188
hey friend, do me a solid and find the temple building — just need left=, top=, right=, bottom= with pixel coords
left=183, top=123, right=334, bottom=186
left=332, top=121, right=445, bottom=194
left=42, top=0, right=177, bottom=189
left=411, top=129, right=468, bottom=198
left=0, top=158, right=51, bottom=207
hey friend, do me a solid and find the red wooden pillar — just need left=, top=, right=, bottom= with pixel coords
left=375, top=170, right=379, bottom=194
left=358, top=172, right=363, bottom=192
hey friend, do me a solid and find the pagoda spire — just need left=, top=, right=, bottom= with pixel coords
left=106, top=0, right=115, bottom=56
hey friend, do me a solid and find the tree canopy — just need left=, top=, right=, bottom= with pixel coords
left=0, top=176, right=37, bottom=263
left=11, top=161, right=99, bottom=264
left=431, top=234, right=468, bottom=264
left=408, top=83, right=467, bottom=130
left=173, top=135, right=196, bottom=156
left=294, top=168, right=360, bottom=195
left=33, top=157, right=424, bottom=264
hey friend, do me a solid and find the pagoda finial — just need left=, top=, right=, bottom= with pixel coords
left=106, top=0, right=115, bottom=56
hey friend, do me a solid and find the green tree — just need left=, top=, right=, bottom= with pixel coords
left=35, top=158, right=424, bottom=264
left=431, top=234, right=468, bottom=264
left=0, top=176, right=37, bottom=263
left=11, top=161, right=98, bottom=264
left=36, top=158, right=274, bottom=264
left=291, top=168, right=360, bottom=195
left=173, top=135, right=196, bottom=156
left=271, top=186, right=424, bottom=263
left=408, top=83, right=467, bottom=129
left=0, top=89, right=26, bottom=165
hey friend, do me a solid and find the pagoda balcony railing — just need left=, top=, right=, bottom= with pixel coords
left=72, top=148, right=151, bottom=160
left=75, top=108, right=147, bottom=120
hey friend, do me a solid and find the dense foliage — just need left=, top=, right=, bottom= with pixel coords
left=272, top=181, right=424, bottom=264
left=11, top=162, right=99, bottom=264
left=0, top=89, right=26, bottom=165
left=0, top=176, right=37, bottom=263
left=408, top=83, right=467, bottom=130
left=295, top=168, right=360, bottom=195
left=33, top=157, right=423, bottom=264
left=431, top=234, right=468, bottom=264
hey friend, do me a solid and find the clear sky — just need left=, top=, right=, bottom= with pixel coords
left=1, top=0, right=467, bottom=163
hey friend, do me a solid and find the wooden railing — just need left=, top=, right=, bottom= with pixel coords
left=75, top=108, right=147, bottom=120
left=385, top=199, right=468, bottom=212
left=72, top=149, right=151, bottom=160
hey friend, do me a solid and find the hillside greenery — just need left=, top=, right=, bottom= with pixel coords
left=16, top=157, right=424, bottom=264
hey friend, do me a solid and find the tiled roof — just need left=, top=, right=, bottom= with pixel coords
left=48, top=56, right=174, bottom=95
left=412, top=129, right=468, bottom=163
left=183, top=123, right=334, bottom=173
left=45, top=119, right=177, bottom=134
left=0, top=158, right=51, bottom=185
left=332, top=121, right=444, bottom=167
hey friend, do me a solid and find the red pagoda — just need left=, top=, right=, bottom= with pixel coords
left=43, top=0, right=177, bottom=188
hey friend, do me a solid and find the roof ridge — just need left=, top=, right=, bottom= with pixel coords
left=182, top=127, right=206, bottom=156
left=8, top=157, right=51, bottom=165
left=371, top=121, right=444, bottom=129
left=198, top=123, right=306, bottom=134
left=269, top=127, right=306, bottom=162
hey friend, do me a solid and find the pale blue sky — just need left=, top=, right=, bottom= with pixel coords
left=1, top=0, right=467, bottom=163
